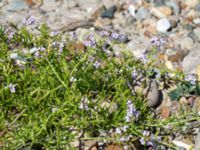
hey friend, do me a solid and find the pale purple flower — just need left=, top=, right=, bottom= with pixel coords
left=150, top=36, right=166, bottom=47
left=139, top=137, right=145, bottom=145
left=68, top=31, right=77, bottom=39
left=23, top=16, right=36, bottom=26
left=70, top=76, right=77, bottom=83
left=79, top=97, right=89, bottom=110
left=100, top=30, right=110, bottom=37
left=83, top=34, right=96, bottom=48
left=50, top=31, right=59, bottom=37
left=7, top=83, right=16, bottom=93
left=8, top=31, right=15, bottom=40
left=139, top=54, right=148, bottom=64
left=125, top=100, right=139, bottom=122
left=185, top=73, right=197, bottom=85
left=119, top=135, right=132, bottom=142
left=110, top=32, right=120, bottom=40
left=38, top=47, right=46, bottom=52
left=132, top=69, right=138, bottom=79
left=34, top=51, right=40, bottom=58
left=93, top=61, right=101, bottom=69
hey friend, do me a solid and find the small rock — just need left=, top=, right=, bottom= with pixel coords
left=135, top=7, right=151, bottom=20
left=194, top=28, right=200, bottom=42
left=165, top=0, right=180, bottom=14
left=89, top=4, right=106, bottom=20
left=156, top=6, right=173, bottom=17
left=94, top=18, right=112, bottom=27
left=186, top=9, right=198, bottom=19
left=185, top=0, right=199, bottom=8
left=180, top=37, right=194, bottom=49
left=157, top=18, right=171, bottom=32
left=195, top=129, right=200, bottom=150
left=5, top=0, right=29, bottom=11
left=150, top=0, right=165, bottom=6
left=187, top=31, right=198, bottom=42
left=101, top=5, right=117, bottom=19
left=125, top=13, right=137, bottom=26
left=193, top=97, right=200, bottom=113
left=128, top=4, right=137, bottom=17
left=84, top=140, right=98, bottom=150
left=196, top=3, right=200, bottom=12
left=182, top=47, right=200, bottom=72
left=193, top=18, right=200, bottom=25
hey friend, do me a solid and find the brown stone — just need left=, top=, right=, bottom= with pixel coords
left=156, top=6, right=173, bottom=17
left=161, top=107, right=171, bottom=119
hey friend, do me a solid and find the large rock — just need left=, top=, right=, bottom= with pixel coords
left=182, top=47, right=200, bottom=72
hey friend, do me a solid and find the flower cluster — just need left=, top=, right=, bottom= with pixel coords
left=150, top=36, right=166, bottom=47
left=51, top=41, right=65, bottom=53
left=100, top=30, right=110, bottom=37
left=6, top=83, right=16, bottom=93
left=115, top=125, right=129, bottom=134
left=23, top=16, right=36, bottom=26
left=79, top=97, right=89, bottom=111
left=185, top=73, right=197, bottom=85
left=83, top=34, right=96, bottom=48
left=5, top=27, right=15, bottom=40
left=125, top=100, right=139, bottom=122
left=50, top=31, right=59, bottom=37
left=30, top=47, right=46, bottom=58
left=93, top=61, right=101, bottom=69
left=139, top=130, right=161, bottom=148
left=132, top=68, right=139, bottom=79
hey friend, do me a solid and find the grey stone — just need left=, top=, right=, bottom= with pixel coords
left=165, top=0, right=180, bottom=14
left=143, top=80, right=163, bottom=108
left=125, top=14, right=137, bottom=26
left=180, top=37, right=194, bottom=50
left=194, top=28, right=200, bottom=42
left=182, top=47, right=200, bottom=72
left=195, top=129, right=200, bottom=150
left=187, top=31, right=198, bottom=42
left=150, top=0, right=165, bottom=6
left=136, top=7, right=151, bottom=20
left=5, top=0, right=29, bottom=11
left=101, top=5, right=117, bottom=19
left=157, top=18, right=171, bottom=32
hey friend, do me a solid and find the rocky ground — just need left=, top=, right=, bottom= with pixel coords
left=1, top=0, right=200, bottom=149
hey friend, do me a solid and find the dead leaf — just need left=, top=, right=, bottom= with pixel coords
left=161, top=107, right=171, bottom=119
left=105, top=144, right=123, bottom=150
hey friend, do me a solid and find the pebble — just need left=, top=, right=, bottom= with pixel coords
left=165, top=0, right=180, bottom=14
left=101, top=5, right=117, bottom=19
left=193, top=18, right=200, bottom=25
left=156, top=18, right=171, bottom=32
left=5, top=0, right=29, bottom=11
left=182, top=47, right=200, bottom=72
left=156, top=6, right=173, bottom=17
left=185, top=0, right=199, bottom=8
left=150, top=0, right=165, bottom=7
left=195, top=129, right=200, bottom=150
left=125, top=13, right=137, bottom=26
left=128, top=4, right=137, bottom=17
left=135, top=7, right=151, bottom=20
left=193, top=28, right=200, bottom=42
left=180, top=37, right=194, bottom=49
